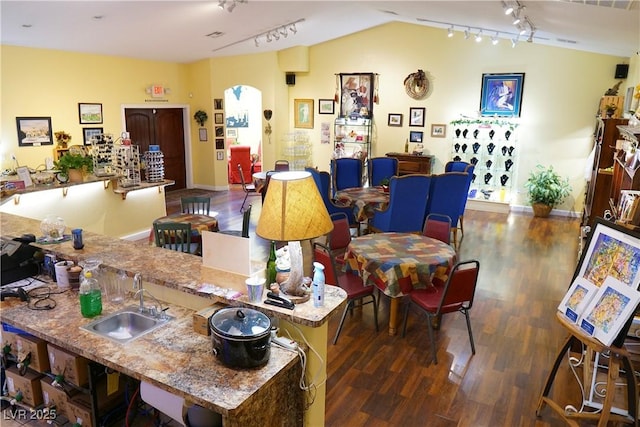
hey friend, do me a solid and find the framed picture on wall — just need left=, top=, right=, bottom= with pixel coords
left=409, top=107, right=425, bottom=127
left=409, top=131, right=423, bottom=143
left=16, top=117, right=53, bottom=146
left=318, top=99, right=335, bottom=115
left=78, top=103, right=103, bottom=124
left=388, top=113, right=402, bottom=127
left=479, top=73, right=525, bottom=117
left=83, top=127, right=104, bottom=145
left=199, top=128, right=208, bottom=142
left=294, top=99, right=314, bottom=129
left=431, top=124, right=446, bottom=138
left=215, top=138, right=224, bottom=150
left=214, top=99, right=223, bottom=110
left=338, top=73, right=374, bottom=118
left=214, top=113, right=224, bottom=124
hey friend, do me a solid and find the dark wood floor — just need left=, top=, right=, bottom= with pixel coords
left=166, top=187, right=589, bottom=427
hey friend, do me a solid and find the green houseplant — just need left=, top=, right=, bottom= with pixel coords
left=194, top=110, right=208, bottom=127
left=524, top=164, right=571, bottom=217
left=55, top=152, right=94, bottom=182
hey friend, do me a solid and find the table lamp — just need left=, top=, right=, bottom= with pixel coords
left=256, top=171, right=333, bottom=296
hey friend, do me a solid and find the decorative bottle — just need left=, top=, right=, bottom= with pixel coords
left=79, top=271, right=102, bottom=318
left=266, top=241, right=277, bottom=289
left=404, top=139, right=409, bottom=153
left=312, top=262, right=325, bottom=308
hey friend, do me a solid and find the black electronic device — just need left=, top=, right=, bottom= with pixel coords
left=615, top=64, right=629, bottom=79
left=0, top=287, right=28, bottom=301
left=265, top=292, right=295, bottom=310
left=1, top=237, right=40, bottom=286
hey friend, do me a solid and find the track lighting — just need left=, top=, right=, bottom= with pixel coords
left=254, top=37, right=259, bottom=47
left=217, top=0, right=226, bottom=10
left=272, top=30, right=280, bottom=41
left=503, top=1, right=514, bottom=15
left=512, top=12, right=521, bottom=26
left=226, top=1, right=236, bottom=12
left=475, top=30, right=483, bottom=43
left=511, top=37, right=519, bottom=48
left=491, top=32, right=499, bottom=45
left=266, top=32, right=272, bottom=42
left=447, top=26, right=454, bottom=38
left=289, top=23, right=297, bottom=34
left=518, top=24, right=527, bottom=36
left=464, top=27, right=470, bottom=39
left=217, top=0, right=245, bottom=13
left=279, top=27, right=288, bottom=37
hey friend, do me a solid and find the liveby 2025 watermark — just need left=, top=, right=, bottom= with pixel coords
left=2, top=407, right=57, bottom=421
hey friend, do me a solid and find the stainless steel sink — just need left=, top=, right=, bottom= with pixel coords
left=81, top=306, right=174, bottom=344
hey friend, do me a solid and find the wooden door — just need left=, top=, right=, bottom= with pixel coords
left=125, top=108, right=186, bottom=189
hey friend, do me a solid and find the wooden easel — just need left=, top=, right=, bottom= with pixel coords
left=537, top=313, right=638, bottom=426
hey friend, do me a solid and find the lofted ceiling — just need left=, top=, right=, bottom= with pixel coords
left=1, top=1, right=639, bottom=64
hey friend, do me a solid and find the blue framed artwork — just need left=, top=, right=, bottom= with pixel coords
left=479, top=73, right=525, bottom=117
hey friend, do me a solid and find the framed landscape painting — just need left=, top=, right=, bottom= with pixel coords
left=78, top=103, right=103, bottom=124
left=16, top=117, right=53, bottom=146
left=479, top=73, right=525, bottom=117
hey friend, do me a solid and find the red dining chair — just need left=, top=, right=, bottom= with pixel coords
left=274, top=160, right=290, bottom=171
left=422, top=213, right=452, bottom=246
left=401, top=259, right=480, bottom=364
left=327, top=212, right=352, bottom=266
left=313, top=242, right=379, bottom=345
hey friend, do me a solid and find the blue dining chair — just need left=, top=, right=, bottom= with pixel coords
left=331, top=158, right=363, bottom=195
left=444, top=161, right=475, bottom=239
left=370, top=174, right=432, bottom=233
left=305, top=167, right=358, bottom=231
left=425, top=172, right=471, bottom=247
left=369, top=157, right=399, bottom=187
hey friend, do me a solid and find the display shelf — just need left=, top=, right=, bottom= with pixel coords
left=281, top=131, right=311, bottom=170
left=449, top=119, right=518, bottom=205
left=112, top=145, right=141, bottom=188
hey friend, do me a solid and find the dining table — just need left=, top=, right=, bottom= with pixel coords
left=343, top=232, right=456, bottom=336
left=335, top=186, right=390, bottom=222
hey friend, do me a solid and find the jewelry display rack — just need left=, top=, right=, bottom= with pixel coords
left=449, top=119, right=518, bottom=205
left=113, top=145, right=141, bottom=188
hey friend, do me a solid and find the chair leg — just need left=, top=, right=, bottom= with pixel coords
left=240, top=192, right=249, bottom=212
left=401, top=300, right=411, bottom=337
left=463, top=309, right=476, bottom=355
left=333, top=300, right=353, bottom=345
left=426, top=313, right=438, bottom=364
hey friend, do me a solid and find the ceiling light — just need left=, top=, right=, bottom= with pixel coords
left=226, top=1, right=236, bottom=12
left=447, top=26, right=454, bottom=38
left=511, top=37, right=519, bottom=48
left=475, top=30, right=483, bottom=42
left=512, top=12, right=521, bottom=26
left=217, top=0, right=226, bottom=10
left=518, top=25, right=527, bottom=36
left=272, top=30, right=280, bottom=41
left=503, top=1, right=514, bottom=15
left=491, top=33, right=499, bottom=45
left=527, top=29, right=535, bottom=43
left=280, top=27, right=288, bottom=37
left=289, top=23, right=297, bottom=34
left=266, top=32, right=272, bottom=43
left=254, top=37, right=259, bottom=47
left=464, top=27, right=470, bottom=39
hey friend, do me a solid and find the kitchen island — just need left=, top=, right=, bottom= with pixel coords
left=0, top=212, right=347, bottom=426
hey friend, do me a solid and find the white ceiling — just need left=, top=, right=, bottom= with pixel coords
left=1, top=1, right=639, bottom=64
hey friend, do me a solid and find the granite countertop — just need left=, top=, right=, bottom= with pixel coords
left=1, top=294, right=298, bottom=419
left=1, top=212, right=347, bottom=327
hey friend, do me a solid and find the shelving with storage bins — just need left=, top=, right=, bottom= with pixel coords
left=113, top=145, right=141, bottom=188
left=281, top=131, right=312, bottom=170
left=449, top=119, right=518, bottom=210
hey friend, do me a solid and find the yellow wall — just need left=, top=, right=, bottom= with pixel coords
left=2, top=22, right=637, bottom=212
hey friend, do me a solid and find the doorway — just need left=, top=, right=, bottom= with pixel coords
left=224, top=86, right=262, bottom=181
left=124, top=107, right=188, bottom=190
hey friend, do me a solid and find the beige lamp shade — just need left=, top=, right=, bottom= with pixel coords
left=256, top=171, right=333, bottom=241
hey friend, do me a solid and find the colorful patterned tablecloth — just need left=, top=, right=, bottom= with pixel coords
left=335, top=186, right=390, bottom=222
left=151, top=213, right=219, bottom=244
left=343, top=232, right=456, bottom=297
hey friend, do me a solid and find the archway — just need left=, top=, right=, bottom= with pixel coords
left=224, top=85, right=262, bottom=182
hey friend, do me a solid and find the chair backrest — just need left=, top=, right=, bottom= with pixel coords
left=372, top=174, right=432, bottom=233
left=425, top=172, right=470, bottom=228
left=331, top=158, right=363, bottom=193
left=328, top=212, right=351, bottom=252
left=423, top=213, right=452, bottom=245
left=437, top=260, right=480, bottom=315
left=305, top=167, right=356, bottom=224
left=444, top=161, right=470, bottom=173
left=240, top=204, right=252, bottom=238
left=229, top=145, right=252, bottom=184
left=237, top=164, right=251, bottom=191
left=153, top=222, right=193, bottom=253
left=444, top=161, right=475, bottom=215
left=313, top=242, right=339, bottom=286
left=180, top=196, right=211, bottom=215
left=369, top=157, right=399, bottom=187
left=274, top=160, right=290, bottom=171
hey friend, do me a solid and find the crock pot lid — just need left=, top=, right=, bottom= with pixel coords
left=210, top=308, right=270, bottom=337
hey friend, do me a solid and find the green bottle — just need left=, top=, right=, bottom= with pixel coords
left=79, top=271, right=102, bottom=318
left=266, top=241, right=277, bottom=288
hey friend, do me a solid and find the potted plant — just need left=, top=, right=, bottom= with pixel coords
left=54, top=150, right=94, bottom=183
left=524, top=164, right=571, bottom=217
left=194, top=110, right=208, bottom=127
left=604, top=103, right=617, bottom=118
left=379, top=177, right=390, bottom=192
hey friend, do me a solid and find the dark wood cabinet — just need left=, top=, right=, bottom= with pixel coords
left=385, top=152, right=433, bottom=175
left=583, top=118, right=627, bottom=227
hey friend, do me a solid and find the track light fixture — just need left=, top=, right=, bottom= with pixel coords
left=211, top=18, right=305, bottom=52
left=464, top=27, right=470, bottom=39
left=289, top=23, right=297, bottom=34
left=475, top=30, right=483, bottom=43
left=447, top=26, right=454, bottom=38
left=218, top=0, right=245, bottom=13
left=503, top=1, right=514, bottom=15
left=491, top=32, right=500, bottom=45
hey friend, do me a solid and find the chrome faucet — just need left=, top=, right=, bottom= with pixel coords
left=132, top=273, right=166, bottom=318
